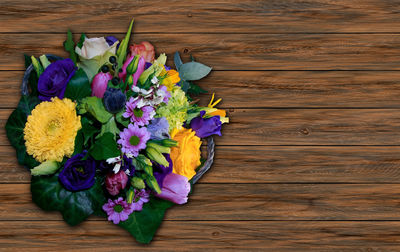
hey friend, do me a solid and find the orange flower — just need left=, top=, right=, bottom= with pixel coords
left=129, top=41, right=155, bottom=63
left=170, top=128, right=202, bottom=180
left=162, top=69, right=181, bottom=91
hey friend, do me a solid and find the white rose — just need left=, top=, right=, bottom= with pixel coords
left=75, top=37, right=118, bottom=80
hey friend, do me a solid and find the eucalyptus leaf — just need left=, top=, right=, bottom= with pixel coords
left=174, top=51, right=183, bottom=70
left=31, top=174, right=106, bottom=226
left=179, top=62, right=212, bottom=81
left=118, top=196, right=173, bottom=244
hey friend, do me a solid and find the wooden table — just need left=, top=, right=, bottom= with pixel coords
left=2, top=0, right=400, bottom=250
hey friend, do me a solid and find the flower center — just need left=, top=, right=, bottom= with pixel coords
left=113, top=204, right=124, bottom=213
left=47, top=119, right=60, bottom=135
left=133, top=108, right=143, bottom=118
left=75, top=167, right=85, bottom=174
left=129, top=135, right=140, bottom=146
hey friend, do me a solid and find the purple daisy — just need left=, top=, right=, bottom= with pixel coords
left=130, top=189, right=150, bottom=212
left=102, top=197, right=133, bottom=224
left=123, top=97, right=155, bottom=126
left=117, top=124, right=150, bottom=157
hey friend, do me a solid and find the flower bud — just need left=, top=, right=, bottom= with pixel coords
left=105, top=170, right=128, bottom=196
left=126, top=54, right=140, bottom=75
left=91, top=72, right=113, bottom=98
left=103, top=87, right=126, bottom=114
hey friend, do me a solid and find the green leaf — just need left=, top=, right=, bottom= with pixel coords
left=64, top=30, right=77, bottom=64
left=5, top=96, right=41, bottom=169
left=116, top=110, right=130, bottom=127
left=78, top=96, right=112, bottom=124
left=31, top=174, right=106, bottom=226
left=81, top=117, right=98, bottom=146
left=97, top=116, right=120, bottom=140
left=118, top=196, right=173, bottom=243
left=72, top=129, right=84, bottom=156
left=77, top=33, right=86, bottom=49
left=64, top=68, right=91, bottom=101
left=117, top=19, right=134, bottom=71
left=188, top=82, right=207, bottom=96
left=179, top=62, right=212, bottom=81
left=174, top=51, right=183, bottom=71
left=89, top=132, right=120, bottom=160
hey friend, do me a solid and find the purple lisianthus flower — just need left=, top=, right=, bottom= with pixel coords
left=147, top=117, right=170, bottom=140
left=118, top=124, right=150, bottom=157
left=123, top=97, right=155, bottom=126
left=130, top=189, right=150, bottom=211
left=190, top=111, right=222, bottom=138
left=156, top=173, right=191, bottom=204
left=152, top=154, right=173, bottom=188
left=59, top=151, right=96, bottom=192
left=105, top=36, right=119, bottom=47
left=38, top=58, right=77, bottom=101
left=103, top=197, right=133, bottom=224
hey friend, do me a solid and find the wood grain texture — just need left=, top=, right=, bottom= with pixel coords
left=1, top=220, right=400, bottom=251
left=5, top=70, right=400, bottom=109
left=4, top=108, right=400, bottom=146
left=3, top=145, right=400, bottom=183
left=2, top=0, right=400, bottom=33
left=3, top=183, right=400, bottom=221
left=3, top=34, right=400, bottom=71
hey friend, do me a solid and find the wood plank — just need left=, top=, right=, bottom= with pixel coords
left=2, top=0, right=400, bottom=33
left=3, top=34, right=400, bottom=71
left=3, top=183, right=400, bottom=221
left=5, top=70, right=400, bottom=109
left=4, top=108, right=400, bottom=146
left=3, top=145, right=400, bottom=183
left=1, top=220, right=400, bottom=250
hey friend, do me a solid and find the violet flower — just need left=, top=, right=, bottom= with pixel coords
left=156, top=173, right=191, bottom=204
left=190, top=111, right=222, bottom=138
left=38, top=58, right=77, bottom=101
left=130, top=189, right=150, bottom=211
left=117, top=124, right=151, bottom=157
left=147, top=117, right=170, bottom=140
left=123, top=97, right=155, bottom=126
left=91, top=71, right=112, bottom=98
left=59, top=151, right=96, bottom=192
left=103, top=197, right=133, bottom=224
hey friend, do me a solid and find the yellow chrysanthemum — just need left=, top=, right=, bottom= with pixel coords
left=24, top=97, right=82, bottom=162
left=170, top=128, right=202, bottom=180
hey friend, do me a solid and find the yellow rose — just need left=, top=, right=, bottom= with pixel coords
left=170, top=128, right=202, bottom=180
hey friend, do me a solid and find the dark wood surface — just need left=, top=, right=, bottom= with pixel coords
left=1, top=0, right=400, bottom=250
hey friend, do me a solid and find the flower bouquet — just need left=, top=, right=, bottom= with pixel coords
left=5, top=19, right=228, bottom=244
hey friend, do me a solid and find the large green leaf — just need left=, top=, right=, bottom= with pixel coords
left=89, top=132, right=120, bottom=160
left=179, top=62, right=212, bottom=81
left=31, top=174, right=106, bottom=226
left=118, top=196, right=174, bottom=244
left=5, top=95, right=40, bottom=169
left=78, top=96, right=112, bottom=124
left=64, top=68, right=91, bottom=100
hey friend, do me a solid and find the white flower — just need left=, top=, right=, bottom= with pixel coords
left=106, top=156, right=122, bottom=174
left=75, top=36, right=118, bottom=81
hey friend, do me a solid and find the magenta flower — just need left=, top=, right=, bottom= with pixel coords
left=156, top=173, right=191, bottom=204
left=105, top=170, right=129, bottom=196
left=103, top=197, right=133, bottom=224
left=123, top=97, right=155, bottom=126
left=91, top=71, right=112, bottom=98
left=117, top=124, right=150, bottom=157
left=130, top=189, right=150, bottom=212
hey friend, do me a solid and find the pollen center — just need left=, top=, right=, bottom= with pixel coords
left=133, top=108, right=143, bottom=118
left=129, top=135, right=140, bottom=146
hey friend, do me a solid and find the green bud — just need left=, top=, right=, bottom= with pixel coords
left=146, top=147, right=169, bottom=167
left=31, top=160, right=60, bottom=176
left=31, top=56, right=43, bottom=77
left=126, top=74, right=134, bottom=87
left=160, top=139, right=179, bottom=147
left=126, top=188, right=134, bottom=204
left=131, top=177, right=146, bottom=189
left=147, top=142, right=170, bottom=154
left=39, top=55, right=51, bottom=69
left=126, top=54, right=140, bottom=75
left=145, top=175, right=161, bottom=194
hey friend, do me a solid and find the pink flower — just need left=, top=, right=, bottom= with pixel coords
left=91, top=72, right=112, bottom=98
left=129, top=41, right=155, bottom=63
left=123, top=97, right=155, bottom=126
left=156, top=173, right=191, bottom=204
left=105, top=170, right=128, bottom=196
left=103, top=197, right=133, bottom=224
